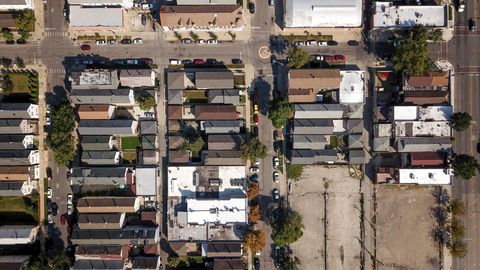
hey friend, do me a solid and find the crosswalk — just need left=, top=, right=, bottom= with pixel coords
left=35, top=41, right=42, bottom=64
left=48, top=68, right=66, bottom=75
left=45, top=31, right=68, bottom=37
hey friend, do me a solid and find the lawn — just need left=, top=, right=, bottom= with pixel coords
left=0, top=196, right=38, bottom=225
left=122, top=151, right=137, bottom=164
left=121, top=136, right=140, bottom=150
left=9, top=73, right=31, bottom=93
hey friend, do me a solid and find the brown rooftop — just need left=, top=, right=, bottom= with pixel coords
left=168, top=105, right=183, bottom=120
left=410, top=152, right=445, bottom=167
left=169, top=150, right=190, bottom=164
left=288, top=88, right=317, bottom=103
left=168, top=136, right=185, bottom=150
left=406, top=72, right=449, bottom=88
left=0, top=166, right=30, bottom=181
left=78, top=104, right=112, bottom=120
left=288, top=69, right=341, bottom=90
left=76, top=197, right=137, bottom=213
left=403, top=90, right=448, bottom=105
left=195, top=105, right=237, bottom=120
left=159, top=5, right=243, bottom=29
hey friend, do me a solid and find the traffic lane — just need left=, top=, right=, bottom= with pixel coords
left=45, top=0, right=67, bottom=31
left=0, top=44, right=36, bottom=63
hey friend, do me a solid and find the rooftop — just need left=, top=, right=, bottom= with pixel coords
left=71, top=69, right=119, bottom=89
left=159, top=5, right=243, bottom=29
left=288, top=69, right=341, bottom=90
left=393, top=105, right=452, bottom=121
left=69, top=5, right=123, bottom=27
left=339, top=71, right=364, bottom=104
left=394, top=121, right=451, bottom=137
left=186, top=197, right=247, bottom=225
left=373, top=2, right=447, bottom=28
left=135, top=167, right=157, bottom=196
left=398, top=168, right=452, bottom=185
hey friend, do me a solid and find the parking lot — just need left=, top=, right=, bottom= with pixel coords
left=376, top=185, right=439, bottom=270
left=289, top=165, right=361, bottom=270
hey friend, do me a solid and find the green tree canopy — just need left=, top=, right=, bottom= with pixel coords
left=452, top=154, right=480, bottom=180
left=27, top=252, right=71, bottom=270
left=268, top=97, right=294, bottom=128
left=47, top=102, right=76, bottom=165
left=136, top=95, right=156, bottom=111
left=280, top=256, right=301, bottom=270
left=449, top=199, right=465, bottom=216
left=450, top=217, right=465, bottom=238
left=451, top=112, right=472, bottom=132
left=2, top=29, right=14, bottom=40
left=286, top=164, right=303, bottom=181
left=180, top=135, right=205, bottom=154
left=447, top=239, right=467, bottom=258
left=392, top=25, right=431, bottom=75
left=14, top=9, right=35, bottom=32
left=287, top=47, right=310, bottom=69
left=272, top=210, right=304, bottom=246
left=240, top=137, right=267, bottom=161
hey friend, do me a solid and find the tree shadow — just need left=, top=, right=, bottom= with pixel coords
left=252, top=76, right=271, bottom=116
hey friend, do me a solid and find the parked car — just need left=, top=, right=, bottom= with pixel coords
left=95, top=40, right=107, bottom=45
left=82, top=60, right=93, bottom=65
left=254, top=159, right=260, bottom=166
left=48, top=214, right=54, bottom=224
left=273, top=171, right=280, bottom=183
left=250, top=174, right=259, bottom=182
left=47, top=188, right=52, bottom=199
left=274, top=246, right=281, bottom=268
left=67, top=205, right=73, bottom=215
left=196, top=39, right=206, bottom=45
left=293, top=41, right=305, bottom=47
left=458, top=2, right=465, bottom=12
left=249, top=2, right=255, bottom=13
left=120, top=39, right=132, bottom=44
left=169, top=59, right=181, bottom=65
left=141, top=58, right=153, bottom=64
left=5, top=40, right=14, bottom=45
left=334, top=54, right=346, bottom=61
left=133, top=38, right=143, bottom=44
left=141, top=14, right=147, bottom=25
left=126, top=59, right=139, bottom=65
left=207, top=39, right=218, bottom=45
left=250, top=167, right=259, bottom=173
left=181, top=38, right=193, bottom=44
left=318, top=41, right=328, bottom=46
left=254, top=104, right=259, bottom=114
left=232, top=58, right=243, bottom=64
left=273, top=130, right=278, bottom=141
left=273, top=188, right=280, bottom=202
left=469, top=18, right=477, bottom=32
left=60, top=215, right=66, bottom=225
left=273, top=157, right=279, bottom=169
left=46, top=104, right=51, bottom=114
left=324, top=55, right=334, bottom=62
left=80, top=44, right=91, bottom=51
left=306, top=40, right=318, bottom=46
left=314, top=55, right=324, bottom=61
left=45, top=116, right=51, bottom=126
left=107, top=39, right=117, bottom=45
left=254, top=114, right=259, bottom=125
left=194, top=59, right=205, bottom=64
left=182, top=59, right=193, bottom=64
left=327, top=40, right=338, bottom=46
left=268, top=0, right=274, bottom=6
left=347, top=40, right=359, bottom=46
left=67, top=193, right=73, bottom=206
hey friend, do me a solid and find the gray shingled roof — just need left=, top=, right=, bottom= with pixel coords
left=0, top=135, right=28, bottom=149
left=70, top=89, right=132, bottom=105
left=81, top=151, right=119, bottom=166
left=208, top=90, right=240, bottom=104
left=294, top=103, right=344, bottom=119
left=201, top=120, right=243, bottom=134
left=140, top=121, right=157, bottom=135
left=70, top=167, right=128, bottom=186
left=73, top=259, right=124, bottom=270
left=0, top=103, right=34, bottom=119
left=80, top=136, right=112, bottom=151
left=77, top=120, right=136, bottom=135
left=0, top=150, right=34, bottom=166
left=196, top=71, right=234, bottom=89
left=168, top=90, right=184, bottom=105
left=141, top=135, right=156, bottom=150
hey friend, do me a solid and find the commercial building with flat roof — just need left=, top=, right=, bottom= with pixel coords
left=0, top=0, right=33, bottom=10
left=398, top=168, right=452, bottom=185
left=69, top=6, right=123, bottom=28
left=373, top=2, right=447, bottom=28
left=186, top=197, right=247, bottom=225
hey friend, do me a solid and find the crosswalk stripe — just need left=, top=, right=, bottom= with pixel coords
left=47, top=69, right=65, bottom=74
left=45, top=32, right=68, bottom=37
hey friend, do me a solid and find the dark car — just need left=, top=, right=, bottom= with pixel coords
left=274, top=246, right=281, bottom=268
left=206, top=58, right=217, bottom=64
left=194, top=59, right=205, bottom=64
left=120, top=39, right=132, bottom=44
left=182, top=59, right=192, bottom=64
left=181, top=38, right=193, bottom=44
left=16, top=39, right=26, bottom=44
left=347, top=40, right=359, bottom=46
left=141, top=14, right=147, bottom=25
left=273, top=130, right=278, bottom=141
left=141, top=58, right=153, bottom=64
left=232, top=58, right=243, bottom=64
left=327, top=40, right=338, bottom=46
left=254, top=257, right=260, bottom=270
left=80, top=44, right=91, bottom=51
left=469, top=18, right=477, bottom=32
left=5, top=39, right=14, bottom=44
left=249, top=2, right=255, bottom=13
left=250, top=174, right=259, bottom=182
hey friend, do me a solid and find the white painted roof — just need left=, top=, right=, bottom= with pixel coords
left=373, top=2, right=447, bottom=28
left=398, top=168, right=451, bottom=185
left=339, top=71, right=364, bottom=104
left=394, top=105, right=452, bottom=121
left=395, top=121, right=451, bottom=137
left=186, top=197, right=247, bottom=225
left=393, top=106, right=418, bottom=120
left=135, top=167, right=156, bottom=196
left=69, top=6, right=123, bottom=27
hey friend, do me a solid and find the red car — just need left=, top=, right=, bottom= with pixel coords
left=60, top=215, right=66, bottom=225
left=324, top=55, right=334, bottom=62
left=194, top=59, right=205, bottom=65
left=141, top=58, right=153, bottom=65
left=80, top=44, right=91, bottom=51
left=254, top=114, right=259, bottom=125
left=334, top=55, right=346, bottom=61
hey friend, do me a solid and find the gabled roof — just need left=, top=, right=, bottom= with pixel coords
left=70, top=89, right=132, bottom=105
left=168, top=105, right=183, bottom=120
left=81, top=151, right=119, bottom=166
left=195, top=105, right=237, bottom=120
left=203, top=150, right=244, bottom=166
left=208, top=89, right=240, bottom=104
left=77, top=104, right=112, bottom=120
left=196, top=71, right=234, bottom=89
left=70, top=167, right=128, bottom=186
left=0, top=103, right=37, bottom=119
left=289, top=69, right=341, bottom=90
left=0, top=166, right=30, bottom=181
left=169, top=150, right=190, bottom=164
left=409, top=152, right=445, bottom=167
left=167, top=72, right=194, bottom=90
left=76, top=197, right=137, bottom=213
left=141, top=135, right=156, bottom=150
left=208, top=134, right=246, bottom=150
left=78, top=120, right=137, bottom=135
left=73, top=259, right=124, bottom=270
left=77, top=213, right=124, bottom=230
left=406, top=71, right=449, bottom=88
left=80, top=136, right=112, bottom=151
left=201, top=120, right=243, bottom=133
left=202, top=242, right=242, bottom=258
left=140, top=121, right=157, bottom=135
left=160, top=5, right=243, bottom=29
left=213, top=258, right=245, bottom=270
left=0, top=135, right=30, bottom=149
left=294, top=103, right=344, bottom=119
left=168, top=89, right=184, bottom=105
left=403, top=90, right=448, bottom=105
left=0, top=150, right=36, bottom=166
left=131, top=256, right=160, bottom=269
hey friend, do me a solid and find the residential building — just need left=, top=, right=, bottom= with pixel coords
left=0, top=135, right=34, bottom=149
left=339, top=71, right=364, bottom=104
left=77, top=120, right=138, bottom=135
left=72, top=259, right=125, bottom=270
left=75, top=245, right=129, bottom=261
left=201, top=120, right=243, bottom=134
left=203, top=150, right=244, bottom=166
left=0, top=150, right=39, bottom=166
left=292, top=135, right=328, bottom=150
left=167, top=71, right=195, bottom=90
left=288, top=69, right=341, bottom=103
left=372, top=2, right=448, bottom=29
left=196, top=71, right=235, bottom=89
left=168, top=90, right=183, bottom=105
left=168, top=105, right=183, bottom=120
left=76, top=197, right=140, bottom=213
left=0, top=119, right=36, bottom=134
left=168, top=136, right=185, bottom=150
left=70, top=70, right=119, bottom=90
left=80, top=136, right=114, bottom=151
left=213, top=259, right=244, bottom=270
left=119, top=69, right=156, bottom=88
left=186, top=197, right=247, bottom=225
left=140, top=150, right=157, bottom=165
left=159, top=5, right=243, bottom=32
left=395, top=137, right=452, bottom=152
left=292, top=119, right=335, bottom=135
left=0, top=182, right=25, bottom=196
left=207, top=134, right=246, bottom=150
left=140, top=121, right=157, bottom=135
left=349, top=149, right=366, bottom=164
left=135, top=167, right=157, bottom=196
left=69, top=5, right=123, bottom=29
left=77, top=104, right=115, bottom=120
left=403, top=71, right=449, bottom=91
left=77, top=213, right=126, bottom=230
left=294, top=104, right=344, bottom=119
left=141, top=135, right=156, bottom=150
left=398, top=168, right=452, bottom=185
left=201, top=242, right=243, bottom=258
left=67, top=0, right=133, bottom=8
left=290, top=149, right=338, bottom=165
left=131, top=256, right=161, bottom=270
left=347, top=119, right=364, bottom=134
left=70, top=89, right=135, bottom=105
left=0, top=226, right=38, bottom=245
left=81, top=151, right=121, bottom=166
left=169, top=150, right=190, bottom=164
left=70, top=167, right=133, bottom=187
left=70, top=226, right=160, bottom=245
left=208, top=90, right=240, bottom=105
left=0, top=166, right=33, bottom=181
left=0, top=103, right=38, bottom=119
left=0, top=0, right=33, bottom=10
left=403, top=90, right=448, bottom=105
left=195, top=105, right=237, bottom=120
left=284, top=0, right=362, bottom=28
left=402, top=152, right=446, bottom=167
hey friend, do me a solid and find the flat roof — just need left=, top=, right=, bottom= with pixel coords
left=373, top=2, right=447, bottom=28
left=339, top=71, right=364, bottom=104
left=393, top=105, right=452, bottom=121
left=69, top=6, right=123, bottom=27
left=135, top=167, right=157, bottom=196
left=395, top=121, right=451, bottom=137
left=398, top=168, right=451, bottom=185
left=186, top=197, right=247, bottom=225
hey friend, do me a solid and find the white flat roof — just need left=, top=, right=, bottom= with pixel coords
left=167, top=166, right=246, bottom=198
left=398, top=168, right=451, bottom=185
left=373, top=2, right=447, bottom=28
left=339, top=71, right=364, bottom=104
left=69, top=6, right=123, bottom=27
left=394, top=105, right=452, bottom=121
left=395, top=121, right=451, bottom=137
left=333, top=119, right=346, bottom=133
left=285, top=0, right=362, bottom=28
left=393, top=106, right=418, bottom=120
left=186, top=197, right=247, bottom=225
left=135, top=167, right=156, bottom=196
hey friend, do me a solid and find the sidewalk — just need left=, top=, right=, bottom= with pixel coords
left=32, top=0, right=45, bottom=41
left=274, top=25, right=362, bottom=42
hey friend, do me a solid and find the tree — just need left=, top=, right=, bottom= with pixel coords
left=27, top=252, right=71, bottom=270
left=208, top=31, right=218, bottom=40
left=174, top=31, right=182, bottom=40
left=180, top=135, right=205, bottom=154
left=1, top=57, right=13, bottom=67
left=15, top=56, right=25, bottom=68
left=241, top=137, right=267, bottom=161
left=432, top=187, right=450, bottom=206
left=2, top=29, right=14, bottom=41
left=449, top=199, right=465, bottom=216
left=2, top=75, right=12, bottom=93
left=452, top=154, right=480, bottom=180
left=272, top=210, right=304, bottom=246
left=189, top=31, right=199, bottom=41
left=451, top=112, right=472, bottom=131
left=280, top=256, right=301, bottom=270
left=19, top=28, right=31, bottom=40
left=447, top=239, right=467, bottom=258
left=47, top=103, right=76, bottom=165
left=14, top=9, right=36, bottom=32
left=247, top=182, right=260, bottom=199
left=450, top=217, right=465, bottom=238
left=287, top=47, right=309, bottom=69
left=429, top=28, right=444, bottom=41
left=392, top=25, right=431, bottom=75
left=268, top=97, right=294, bottom=128
left=249, top=204, right=261, bottom=223
left=286, top=164, right=303, bottom=181
left=136, top=95, right=156, bottom=111
left=243, top=229, right=266, bottom=253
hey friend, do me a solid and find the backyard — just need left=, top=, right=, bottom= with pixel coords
left=0, top=195, right=38, bottom=225
left=184, top=90, right=207, bottom=104
left=121, top=136, right=140, bottom=150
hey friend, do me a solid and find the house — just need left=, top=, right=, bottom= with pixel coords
left=349, top=149, right=366, bottom=164
left=294, top=104, right=344, bottom=119
left=70, top=70, right=119, bottom=90
left=186, top=197, right=247, bottom=225
left=288, top=69, right=341, bottom=103
left=0, top=226, right=37, bottom=245
left=195, top=105, right=237, bottom=120
left=284, top=0, right=362, bottom=28
left=0, top=150, right=39, bottom=166
left=169, top=150, right=190, bottom=164
left=81, top=151, right=121, bottom=166
left=403, top=152, right=446, bottom=167
left=119, top=69, right=155, bottom=88
left=70, top=89, right=134, bottom=105
left=196, top=71, right=235, bottom=89
left=208, top=134, right=246, bottom=150
left=159, top=5, right=243, bottom=32
left=347, top=119, right=363, bottom=134
left=0, top=119, right=36, bottom=134
left=80, top=136, right=114, bottom=151
left=373, top=137, right=392, bottom=152
left=0, top=182, right=25, bottom=196
left=140, top=150, right=157, bottom=165
left=72, top=259, right=125, bottom=270
left=70, top=167, right=132, bottom=187
left=203, top=150, right=244, bottom=166
left=75, top=245, right=129, bottom=261
left=167, top=71, right=194, bottom=90
left=339, top=71, right=364, bottom=104
left=77, top=105, right=115, bottom=120
left=168, top=89, right=183, bottom=105
left=201, top=242, right=243, bottom=258
left=213, top=259, right=245, bottom=270
left=348, top=134, right=363, bottom=149
left=395, top=137, right=452, bottom=152
left=0, top=0, right=33, bottom=10
left=0, top=256, right=31, bottom=270
left=76, top=197, right=139, bottom=213
left=168, top=136, right=185, bottom=150
left=0, top=135, right=34, bottom=149
left=131, top=256, right=161, bottom=270
left=135, top=167, right=157, bottom=196
left=0, top=166, right=32, bottom=181
left=140, top=121, right=157, bottom=135
left=292, top=135, right=328, bottom=150
left=69, top=5, right=123, bottom=29
left=0, top=103, right=38, bottom=119
left=292, top=119, right=335, bottom=135
left=403, top=90, right=448, bottom=105
left=208, top=90, right=240, bottom=105
left=398, top=168, right=452, bottom=185
left=372, top=2, right=448, bottom=29
left=141, top=135, right=156, bottom=150
left=168, top=105, right=183, bottom=120
left=0, top=13, right=16, bottom=28
left=77, top=120, right=138, bottom=135
left=70, top=226, right=160, bottom=245
left=201, top=120, right=243, bottom=134
left=403, top=71, right=449, bottom=91
left=77, top=213, right=126, bottom=230
left=290, top=149, right=338, bottom=164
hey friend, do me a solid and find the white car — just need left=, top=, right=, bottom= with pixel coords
left=196, top=39, right=206, bottom=45
left=133, top=38, right=143, bottom=44
left=458, top=2, right=465, bottom=13
left=67, top=205, right=73, bottom=215
left=293, top=41, right=305, bottom=47
left=318, top=41, right=328, bottom=46
left=254, top=159, right=260, bottom=166
left=46, top=104, right=51, bottom=114
left=273, top=171, right=280, bottom=183
left=306, top=40, right=318, bottom=46
left=67, top=193, right=73, bottom=206
left=169, top=59, right=181, bottom=65
left=207, top=39, right=218, bottom=45
left=314, top=55, right=324, bottom=61
left=47, top=213, right=54, bottom=224
left=45, top=116, right=51, bottom=126
left=250, top=167, right=259, bottom=173
left=273, top=157, right=280, bottom=169
left=47, top=188, right=52, bottom=199
left=95, top=40, right=107, bottom=45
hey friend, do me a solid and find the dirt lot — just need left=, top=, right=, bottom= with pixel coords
left=376, top=185, right=439, bottom=270
left=290, top=166, right=361, bottom=270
